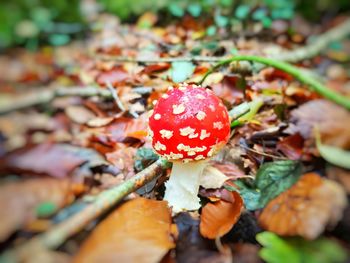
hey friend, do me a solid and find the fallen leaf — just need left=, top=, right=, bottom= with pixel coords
left=200, top=191, right=243, bottom=239
left=231, top=160, right=302, bottom=210
left=86, top=117, right=114, bottom=127
left=286, top=100, right=350, bottom=149
left=65, top=105, right=96, bottom=124
left=96, top=66, right=130, bottom=86
left=316, top=132, right=350, bottom=169
left=0, top=178, right=84, bottom=241
left=0, top=144, right=87, bottom=178
left=73, top=198, right=175, bottom=263
left=257, top=231, right=347, bottom=263
left=170, top=61, right=195, bottom=83
left=258, top=173, right=347, bottom=239
left=276, top=133, right=304, bottom=160
left=142, top=63, right=170, bottom=74
left=199, top=165, right=229, bottom=189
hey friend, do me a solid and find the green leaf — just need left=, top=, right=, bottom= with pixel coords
left=187, top=3, right=201, bottom=17
left=170, top=61, right=195, bottom=83
left=227, top=160, right=302, bottom=210
left=36, top=201, right=57, bottom=217
left=316, top=132, right=350, bottom=169
left=134, top=147, right=159, bottom=172
left=214, top=14, right=229, bottom=27
left=257, top=232, right=347, bottom=263
left=235, top=5, right=250, bottom=19
left=168, top=3, right=184, bottom=17
left=206, top=25, right=217, bottom=36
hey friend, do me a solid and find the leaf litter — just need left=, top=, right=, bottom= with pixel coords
left=0, top=5, right=350, bottom=263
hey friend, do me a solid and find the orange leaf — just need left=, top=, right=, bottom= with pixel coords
left=200, top=191, right=243, bottom=239
left=73, top=198, right=175, bottom=263
left=258, top=173, right=347, bottom=240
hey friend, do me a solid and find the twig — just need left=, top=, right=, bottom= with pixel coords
left=199, top=55, right=350, bottom=110
left=105, top=81, right=126, bottom=112
left=0, top=86, right=112, bottom=115
left=0, top=159, right=168, bottom=262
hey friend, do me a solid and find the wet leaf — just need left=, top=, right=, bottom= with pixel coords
left=170, top=61, right=195, bottom=83
left=200, top=191, right=243, bottom=239
left=0, top=178, right=84, bottom=241
left=73, top=198, right=175, bottom=263
left=230, top=160, right=302, bottom=210
left=258, top=173, right=347, bottom=239
left=257, top=232, right=347, bottom=263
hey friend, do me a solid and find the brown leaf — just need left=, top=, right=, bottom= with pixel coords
left=200, top=191, right=243, bottom=239
left=0, top=178, right=84, bottom=241
left=276, top=133, right=304, bottom=160
left=258, top=173, right=347, bottom=240
left=65, top=105, right=96, bottom=124
left=96, top=66, right=130, bottom=86
left=286, top=100, right=350, bottom=149
left=73, top=198, right=175, bottom=263
left=142, top=63, right=170, bottom=75
left=1, top=144, right=87, bottom=178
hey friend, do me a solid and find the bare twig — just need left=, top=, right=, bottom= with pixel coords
left=105, top=81, right=126, bottom=112
left=0, top=159, right=168, bottom=262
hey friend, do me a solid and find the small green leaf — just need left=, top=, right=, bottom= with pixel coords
left=170, top=61, right=195, bottom=83
left=228, top=160, right=302, bottom=210
left=187, top=3, right=201, bottom=17
left=262, top=17, right=272, bottom=28
left=257, top=232, right=347, bottom=263
left=36, top=201, right=57, bottom=217
left=48, top=34, right=70, bottom=46
left=206, top=25, right=217, bottom=36
left=235, top=5, right=250, bottom=19
left=134, top=147, right=159, bottom=172
left=252, top=8, right=267, bottom=21
left=168, top=3, right=184, bottom=17
left=214, top=14, right=229, bottom=27
left=316, top=131, right=350, bottom=169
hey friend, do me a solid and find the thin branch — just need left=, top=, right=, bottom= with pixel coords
left=106, top=81, right=126, bottom=112
left=199, top=55, right=350, bottom=110
left=0, top=159, right=168, bottom=262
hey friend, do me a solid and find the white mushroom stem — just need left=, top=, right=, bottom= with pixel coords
left=164, top=160, right=208, bottom=213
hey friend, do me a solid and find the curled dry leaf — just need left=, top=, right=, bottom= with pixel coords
left=286, top=100, right=350, bottom=149
left=258, top=173, right=347, bottom=240
left=73, top=198, right=175, bottom=263
left=0, top=178, right=84, bottom=241
left=200, top=191, right=244, bottom=239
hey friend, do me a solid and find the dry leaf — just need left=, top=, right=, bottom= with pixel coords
left=1, top=143, right=87, bottom=178
left=200, top=191, right=243, bottom=239
left=286, top=100, right=350, bottom=149
left=199, top=165, right=229, bottom=189
left=258, top=173, right=347, bottom=240
left=73, top=198, right=175, bottom=263
left=65, top=105, right=96, bottom=124
left=0, top=178, right=83, bottom=241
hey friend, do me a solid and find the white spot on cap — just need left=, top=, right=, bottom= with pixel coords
left=189, top=133, right=199, bottom=138
left=196, top=111, right=206, bottom=121
left=173, top=103, right=186, bottom=115
left=162, top=93, right=169, bottom=99
left=154, top=113, right=161, bottom=120
left=213, top=121, right=223, bottom=130
left=195, top=155, right=205, bottom=160
left=195, top=94, right=206, bottom=99
left=164, top=152, right=183, bottom=160
left=200, top=130, right=211, bottom=140
left=154, top=141, right=166, bottom=151
left=160, top=129, right=173, bottom=139
left=168, top=86, right=174, bottom=91
left=152, top=100, right=158, bottom=106
left=180, top=127, right=195, bottom=136
left=209, top=105, right=215, bottom=112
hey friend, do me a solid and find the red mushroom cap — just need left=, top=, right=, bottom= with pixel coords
left=149, top=83, right=230, bottom=162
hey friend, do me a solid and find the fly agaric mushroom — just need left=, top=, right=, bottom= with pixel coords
left=148, top=83, right=230, bottom=213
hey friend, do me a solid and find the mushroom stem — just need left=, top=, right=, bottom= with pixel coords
left=164, top=160, right=208, bottom=213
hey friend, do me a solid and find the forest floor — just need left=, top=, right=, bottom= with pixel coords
left=0, top=11, right=350, bottom=263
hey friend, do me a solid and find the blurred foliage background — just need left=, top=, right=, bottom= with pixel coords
left=0, top=0, right=349, bottom=50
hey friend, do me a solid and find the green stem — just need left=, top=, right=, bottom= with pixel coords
left=199, top=55, right=350, bottom=110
